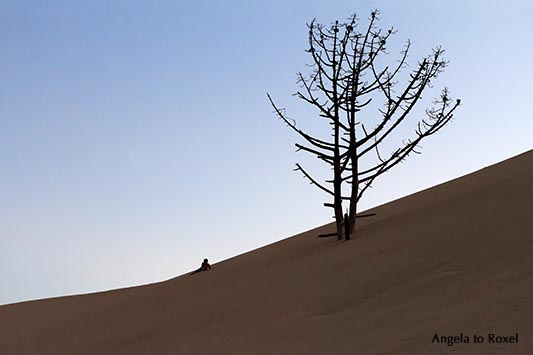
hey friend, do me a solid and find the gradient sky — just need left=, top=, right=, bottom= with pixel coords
left=1, top=0, right=532, bottom=305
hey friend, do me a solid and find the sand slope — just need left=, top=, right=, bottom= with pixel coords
left=1, top=150, right=532, bottom=355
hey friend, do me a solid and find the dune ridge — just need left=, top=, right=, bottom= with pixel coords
left=1, top=150, right=532, bottom=354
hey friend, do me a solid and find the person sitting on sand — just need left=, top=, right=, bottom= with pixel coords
left=200, top=258, right=211, bottom=271
left=191, top=258, right=211, bottom=275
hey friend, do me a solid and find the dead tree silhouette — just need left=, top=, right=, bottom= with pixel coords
left=268, top=10, right=460, bottom=240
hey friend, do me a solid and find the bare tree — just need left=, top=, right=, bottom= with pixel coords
left=268, top=10, right=461, bottom=240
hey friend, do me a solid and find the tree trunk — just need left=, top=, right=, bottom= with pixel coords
left=335, top=204, right=344, bottom=240
left=348, top=207, right=356, bottom=241
left=348, top=153, right=359, bottom=240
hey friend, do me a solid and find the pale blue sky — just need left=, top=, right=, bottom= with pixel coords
left=1, top=0, right=531, bottom=305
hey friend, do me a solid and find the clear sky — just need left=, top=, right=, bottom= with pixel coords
left=1, top=0, right=532, bottom=305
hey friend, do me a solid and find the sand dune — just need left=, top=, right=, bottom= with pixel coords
left=1, top=150, right=532, bottom=354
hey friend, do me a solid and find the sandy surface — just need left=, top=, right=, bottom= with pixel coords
left=1, top=150, right=532, bottom=354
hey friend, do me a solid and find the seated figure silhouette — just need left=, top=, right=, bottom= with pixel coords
left=191, top=258, right=211, bottom=275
